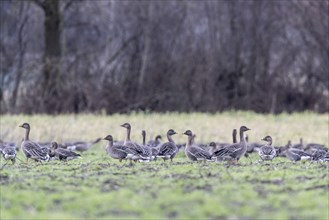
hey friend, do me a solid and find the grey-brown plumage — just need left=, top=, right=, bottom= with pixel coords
left=141, top=130, right=158, bottom=158
left=156, top=129, right=178, bottom=162
left=1, top=145, right=16, bottom=164
left=258, top=136, right=276, bottom=161
left=0, top=140, right=18, bottom=152
left=209, top=129, right=237, bottom=155
left=183, top=130, right=212, bottom=162
left=65, top=138, right=101, bottom=152
left=51, top=142, right=80, bottom=161
left=208, top=142, right=219, bottom=155
left=292, top=138, right=304, bottom=149
left=139, top=130, right=154, bottom=161
left=284, top=148, right=312, bottom=162
left=275, top=141, right=291, bottom=157
left=104, top=135, right=129, bottom=162
left=311, top=149, right=328, bottom=162
left=121, top=123, right=151, bottom=161
left=19, top=123, right=50, bottom=162
left=305, top=143, right=328, bottom=155
left=147, top=135, right=162, bottom=148
left=212, top=126, right=251, bottom=162
left=320, top=152, right=329, bottom=162
left=245, top=135, right=262, bottom=154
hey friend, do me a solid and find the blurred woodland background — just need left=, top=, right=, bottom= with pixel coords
left=0, top=0, right=328, bottom=114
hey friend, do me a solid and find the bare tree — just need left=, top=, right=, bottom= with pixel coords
left=1, top=0, right=328, bottom=114
left=32, top=0, right=62, bottom=112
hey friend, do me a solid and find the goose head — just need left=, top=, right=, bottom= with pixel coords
left=19, top=123, right=30, bottom=130
left=120, top=123, right=131, bottom=129
left=209, top=142, right=217, bottom=148
left=240, top=126, right=251, bottom=133
left=167, top=129, right=177, bottom=136
left=261, top=136, right=272, bottom=143
left=155, top=135, right=162, bottom=141
left=103, top=135, right=113, bottom=142
left=183, top=130, right=193, bottom=136
left=51, top=142, right=59, bottom=149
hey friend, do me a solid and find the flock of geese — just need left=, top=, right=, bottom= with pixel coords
left=0, top=122, right=328, bottom=166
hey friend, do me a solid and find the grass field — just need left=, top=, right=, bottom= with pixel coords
left=0, top=112, right=328, bottom=219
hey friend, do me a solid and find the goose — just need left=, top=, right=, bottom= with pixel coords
left=0, top=140, right=18, bottom=152
left=311, top=149, right=329, bottom=162
left=142, top=130, right=158, bottom=158
left=209, top=129, right=237, bottom=155
left=147, top=135, right=162, bottom=148
left=104, top=135, right=130, bottom=162
left=1, top=145, right=16, bottom=164
left=276, top=141, right=291, bottom=157
left=245, top=135, right=262, bottom=154
left=258, top=136, right=276, bottom=161
left=65, top=138, right=101, bottom=152
left=155, top=129, right=178, bottom=162
left=183, top=130, right=212, bottom=162
left=121, top=123, right=151, bottom=161
left=19, top=123, right=50, bottom=162
left=320, top=152, right=329, bottom=162
left=305, top=143, right=328, bottom=155
left=140, top=130, right=154, bottom=161
left=292, top=138, right=304, bottom=149
left=284, top=148, right=312, bottom=162
left=211, top=126, right=251, bottom=162
left=208, top=142, right=219, bottom=155
left=51, top=142, right=80, bottom=161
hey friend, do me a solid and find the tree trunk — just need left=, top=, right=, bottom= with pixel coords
left=11, top=2, right=29, bottom=111
left=138, top=2, right=154, bottom=96
left=33, top=0, right=62, bottom=113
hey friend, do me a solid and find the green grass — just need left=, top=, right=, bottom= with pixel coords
left=0, top=112, right=328, bottom=219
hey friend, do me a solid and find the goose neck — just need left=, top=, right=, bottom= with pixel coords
left=167, top=134, right=175, bottom=143
left=124, top=127, right=131, bottom=144
left=186, top=135, right=193, bottom=148
left=107, top=140, right=113, bottom=148
left=24, top=128, right=30, bottom=141
left=239, top=130, right=245, bottom=143
left=233, top=132, right=237, bottom=143
left=142, top=133, right=146, bottom=145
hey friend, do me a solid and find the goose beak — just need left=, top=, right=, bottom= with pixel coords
left=18, top=125, right=23, bottom=128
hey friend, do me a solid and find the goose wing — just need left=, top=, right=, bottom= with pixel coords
left=56, top=148, right=80, bottom=158
left=158, top=142, right=176, bottom=156
left=188, top=146, right=211, bottom=160
left=24, top=142, right=48, bottom=160
left=290, top=148, right=311, bottom=157
left=212, top=143, right=241, bottom=157
left=2, top=147, right=16, bottom=156
left=111, top=144, right=130, bottom=158
left=260, top=145, right=276, bottom=156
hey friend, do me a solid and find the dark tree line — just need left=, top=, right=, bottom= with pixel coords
left=0, top=0, right=328, bottom=114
